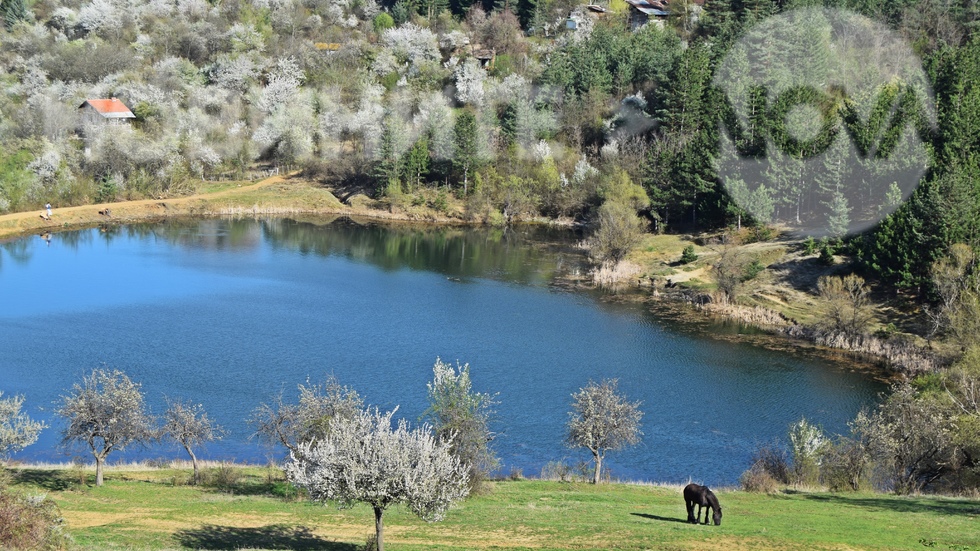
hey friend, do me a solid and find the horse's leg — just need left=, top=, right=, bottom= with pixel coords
left=686, top=500, right=695, bottom=523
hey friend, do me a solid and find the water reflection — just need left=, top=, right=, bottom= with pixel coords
left=81, top=217, right=590, bottom=285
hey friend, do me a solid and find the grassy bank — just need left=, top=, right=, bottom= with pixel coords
left=0, top=174, right=476, bottom=242
left=5, top=465, right=980, bottom=550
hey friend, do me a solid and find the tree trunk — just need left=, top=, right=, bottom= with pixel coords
left=187, top=446, right=200, bottom=485
left=374, top=506, right=385, bottom=551
left=95, top=454, right=105, bottom=486
left=592, top=451, right=602, bottom=484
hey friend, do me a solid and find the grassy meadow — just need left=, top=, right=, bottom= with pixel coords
left=5, top=464, right=980, bottom=550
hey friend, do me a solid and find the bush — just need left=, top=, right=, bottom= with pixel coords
left=0, top=485, right=71, bottom=550
left=819, top=239, right=836, bottom=265
left=373, top=13, right=394, bottom=34
left=270, top=481, right=305, bottom=501
left=743, top=259, right=765, bottom=280
left=820, top=438, right=871, bottom=492
left=203, top=463, right=242, bottom=490
left=802, top=236, right=817, bottom=255
left=740, top=463, right=780, bottom=493
left=541, top=460, right=573, bottom=482
left=751, top=225, right=777, bottom=242
left=749, top=441, right=791, bottom=484
left=789, top=418, right=826, bottom=487
left=431, top=189, right=449, bottom=213
left=680, top=245, right=698, bottom=264
left=95, top=175, right=117, bottom=204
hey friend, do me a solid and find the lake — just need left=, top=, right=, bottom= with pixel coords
left=0, top=217, right=885, bottom=485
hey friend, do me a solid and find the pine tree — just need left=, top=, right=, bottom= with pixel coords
left=402, top=136, right=430, bottom=192
left=1, top=0, right=28, bottom=29
left=453, top=110, right=479, bottom=195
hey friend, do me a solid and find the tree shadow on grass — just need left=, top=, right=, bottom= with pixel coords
left=631, top=513, right=689, bottom=524
left=10, top=469, right=73, bottom=491
left=173, top=524, right=357, bottom=551
left=792, top=492, right=980, bottom=516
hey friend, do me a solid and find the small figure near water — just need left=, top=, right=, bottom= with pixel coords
left=45, top=203, right=52, bottom=218
left=684, top=483, right=722, bottom=525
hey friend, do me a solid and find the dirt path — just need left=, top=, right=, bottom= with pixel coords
left=0, top=174, right=294, bottom=240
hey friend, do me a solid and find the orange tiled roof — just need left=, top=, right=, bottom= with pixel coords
left=79, top=98, right=136, bottom=119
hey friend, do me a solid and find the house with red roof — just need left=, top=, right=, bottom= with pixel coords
left=78, top=98, right=136, bottom=126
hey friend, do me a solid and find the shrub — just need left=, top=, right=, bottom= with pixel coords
left=203, top=463, right=242, bottom=490
left=802, top=236, right=817, bottom=255
left=95, top=175, right=118, bottom=204
left=819, top=239, right=836, bottom=265
left=0, top=486, right=71, bottom=550
left=680, top=245, right=698, bottom=264
left=432, top=189, right=449, bottom=213
left=740, top=463, right=779, bottom=493
left=820, top=438, right=871, bottom=492
left=270, top=481, right=304, bottom=501
left=789, top=418, right=826, bottom=487
left=541, top=460, right=572, bottom=482
left=752, top=225, right=776, bottom=242
left=743, top=259, right=765, bottom=280
left=749, top=441, right=791, bottom=484
left=373, top=13, right=394, bottom=34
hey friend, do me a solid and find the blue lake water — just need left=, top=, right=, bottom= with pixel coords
left=0, top=217, right=885, bottom=485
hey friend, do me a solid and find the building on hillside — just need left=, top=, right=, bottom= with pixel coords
left=78, top=98, right=136, bottom=126
left=624, top=0, right=670, bottom=30
left=625, top=0, right=705, bottom=30
left=77, top=98, right=136, bottom=156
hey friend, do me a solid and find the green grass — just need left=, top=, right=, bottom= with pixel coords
left=7, top=466, right=980, bottom=550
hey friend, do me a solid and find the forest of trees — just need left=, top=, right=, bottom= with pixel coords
left=0, top=0, right=977, bottom=285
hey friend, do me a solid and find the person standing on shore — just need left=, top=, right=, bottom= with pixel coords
left=45, top=203, right=52, bottom=218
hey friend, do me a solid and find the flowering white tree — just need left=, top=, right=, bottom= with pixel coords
left=257, top=57, right=305, bottom=114
left=0, top=392, right=46, bottom=464
left=78, top=0, right=123, bottom=36
left=209, top=54, right=261, bottom=93
left=789, top=417, right=826, bottom=486
left=453, top=58, right=486, bottom=106
left=162, top=398, right=224, bottom=484
left=28, top=148, right=61, bottom=187
left=567, top=379, right=643, bottom=484
left=415, top=91, right=454, bottom=161
left=56, top=369, right=155, bottom=486
left=285, top=407, right=469, bottom=551
left=341, top=83, right=385, bottom=155
left=381, top=23, right=440, bottom=71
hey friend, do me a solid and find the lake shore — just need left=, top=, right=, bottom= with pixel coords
left=0, top=173, right=941, bottom=376
left=0, top=174, right=473, bottom=241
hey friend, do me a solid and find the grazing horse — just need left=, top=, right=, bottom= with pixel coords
left=683, top=483, right=722, bottom=526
